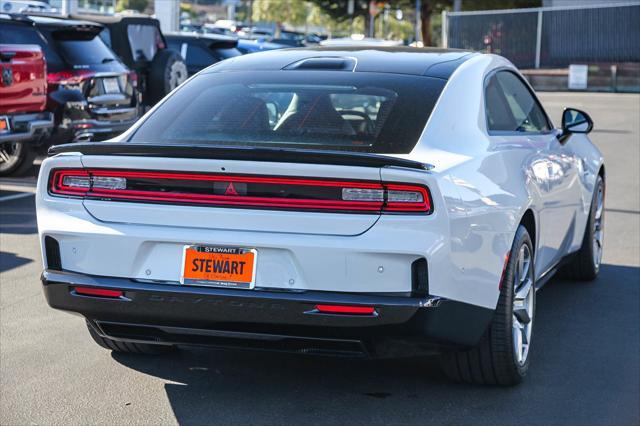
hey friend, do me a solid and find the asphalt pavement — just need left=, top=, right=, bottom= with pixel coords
left=1, top=92, right=639, bottom=425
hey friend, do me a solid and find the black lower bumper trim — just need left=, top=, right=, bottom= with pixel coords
left=42, top=270, right=494, bottom=355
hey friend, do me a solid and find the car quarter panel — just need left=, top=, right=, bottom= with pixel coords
left=408, top=54, right=548, bottom=298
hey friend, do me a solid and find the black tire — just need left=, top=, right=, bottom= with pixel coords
left=0, top=141, right=35, bottom=176
left=86, top=321, right=175, bottom=355
left=440, top=225, right=536, bottom=386
left=558, top=175, right=605, bottom=281
left=146, top=49, right=188, bottom=105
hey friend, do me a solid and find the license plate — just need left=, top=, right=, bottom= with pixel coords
left=0, top=116, right=9, bottom=133
left=102, top=77, right=120, bottom=94
left=180, top=245, right=257, bottom=289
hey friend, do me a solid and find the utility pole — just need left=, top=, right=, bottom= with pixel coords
left=415, top=0, right=421, bottom=44
left=348, top=0, right=354, bottom=36
left=247, top=0, right=253, bottom=37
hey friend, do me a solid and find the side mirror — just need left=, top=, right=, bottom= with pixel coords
left=562, top=108, right=593, bottom=134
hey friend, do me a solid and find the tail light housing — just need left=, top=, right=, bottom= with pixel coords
left=47, top=70, right=95, bottom=86
left=128, top=70, right=138, bottom=88
left=49, top=169, right=433, bottom=214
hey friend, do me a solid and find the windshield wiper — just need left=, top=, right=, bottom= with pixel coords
left=101, top=58, right=116, bottom=63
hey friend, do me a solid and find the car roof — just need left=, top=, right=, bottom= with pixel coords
left=68, top=13, right=159, bottom=26
left=208, top=46, right=477, bottom=79
left=165, top=32, right=237, bottom=43
left=24, top=14, right=103, bottom=28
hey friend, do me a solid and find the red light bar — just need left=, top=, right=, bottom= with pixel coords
left=49, top=169, right=432, bottom=214
left=315, top=304, right=376, bottom=315
left=75, top=287, right=123, bottom=298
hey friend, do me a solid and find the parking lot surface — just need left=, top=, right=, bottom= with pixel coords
left=1, top=92, right=639, bottom=425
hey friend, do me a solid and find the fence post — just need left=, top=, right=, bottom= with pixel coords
left=442, top=10, right=448, bottom=48
left=535, top=8, right=543, bottom=68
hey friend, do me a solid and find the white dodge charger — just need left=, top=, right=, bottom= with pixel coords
left=36, top=47, right=605, bottom=386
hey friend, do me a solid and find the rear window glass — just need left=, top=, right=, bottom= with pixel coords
left=129, top=71, right=445, bottom=153
left=0, top=23, right=63, bottom=66
left=55, top=36, right=117, bottom=65
left=127, top=24, right=163, bottom=62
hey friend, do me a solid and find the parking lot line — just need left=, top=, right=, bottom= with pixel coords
left=0, top=192, right=35, bottom=202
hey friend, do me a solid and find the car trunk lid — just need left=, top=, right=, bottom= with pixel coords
left=49, top=144, right=428, bottom=236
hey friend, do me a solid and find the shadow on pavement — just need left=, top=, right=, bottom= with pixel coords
left=0, top=195, right=37, bottom=235
left=111, top=263, right=639, bottom=425
left=0, top=251, right=33, bottom=272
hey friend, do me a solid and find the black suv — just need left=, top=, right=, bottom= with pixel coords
left=71, top=14, right=188, bottom=107
left=0, top=14, right=139, bottom=144
left=165, top=32, right=241, bottom=76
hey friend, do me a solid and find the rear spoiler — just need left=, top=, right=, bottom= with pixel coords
left=48, top=143, right=429, bottom=170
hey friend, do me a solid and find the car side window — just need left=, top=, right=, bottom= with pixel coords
left=485, top=71, right=550, bottom=133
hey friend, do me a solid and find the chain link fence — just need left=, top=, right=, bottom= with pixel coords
left=443, top=3, right=640, bottom=69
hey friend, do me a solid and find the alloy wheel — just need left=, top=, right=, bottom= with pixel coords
left=512, top=243, right=534, bottom=366
left=0, top=142, right=22, bottom=173
left=592, top=184, right=605, bottom=270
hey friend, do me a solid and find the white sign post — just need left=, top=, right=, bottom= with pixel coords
left=568, top=64, right=588, bottom=90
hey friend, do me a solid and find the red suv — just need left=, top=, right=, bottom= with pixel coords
left=0, top=14, right=140, bottom=175
left=0, top=43, right=53, bottom=175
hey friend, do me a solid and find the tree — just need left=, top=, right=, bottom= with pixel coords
left=310, top=0, right=541, bottom=45
left=252, top=0, right=310, bottom=27
left=116, top=0, right=149, bottom=13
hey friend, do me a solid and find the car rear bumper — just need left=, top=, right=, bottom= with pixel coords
left=42, top=269, right=494, bottom=357
left=0, top=112, right=53, bottom=143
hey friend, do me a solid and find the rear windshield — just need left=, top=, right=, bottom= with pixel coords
left=129, top=71, right=445, bottom=153
left=127, top=24, right=163, bottom=62
left=51, top=29, right=118, bottom=65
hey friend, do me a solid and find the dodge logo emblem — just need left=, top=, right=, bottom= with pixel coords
left=1, top=67, right=12, bottom=87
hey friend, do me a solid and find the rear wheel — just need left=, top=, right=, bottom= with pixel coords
left=440, top=225, right=535, bottom=386
left=559, top=175, right=605, bottom=281
left=0, top=141, right=35, bottom=176
left=86, top=321, right=175, bottom=355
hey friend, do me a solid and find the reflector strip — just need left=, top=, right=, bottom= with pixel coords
left=315, top=304, right=376, bottom=315
left=74, top=287, right=123, bottom=298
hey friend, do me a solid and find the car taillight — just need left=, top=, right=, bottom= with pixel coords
left=128, top=70, right=138, bottom=88
left=49, top=169, right=432, bottom=214
left=47, top=70, right=95, bottom=85
left=341, top=183, right=431, bottom=213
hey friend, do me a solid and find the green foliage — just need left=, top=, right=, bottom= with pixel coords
left=116, top=0, right=148, bottom=13
left=252, top=0, right=310, bottom=27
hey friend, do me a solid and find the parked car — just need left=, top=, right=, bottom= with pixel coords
left=236, top=38, right=288, bottom=54
left=320, top=36, right=403, bottom=47
left=165, top=32, right=241, bottom=76
left=71, top=13, right=188, bottom=107
left=1, top=13, right=139, bottom=146
left=37, top=47, right=605, bottom=386
left=1, top=0, right=55, bottom=13
left=0, top=43, right=53, bottom=175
